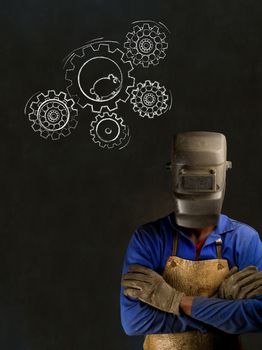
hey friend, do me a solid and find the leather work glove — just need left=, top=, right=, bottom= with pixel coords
left=216, top=265, right=262, bottom=299
left=121, top=264, right=185, bottom=315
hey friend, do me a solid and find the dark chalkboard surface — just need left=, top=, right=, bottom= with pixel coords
left=1, top=0, right=262, bottom=349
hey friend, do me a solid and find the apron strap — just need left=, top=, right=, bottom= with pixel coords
left=172, top=231, right=178, bottom=256
left=215, top=238, right=222, bottom=259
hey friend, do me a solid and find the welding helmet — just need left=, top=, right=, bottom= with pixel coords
left=168, top=131, right=232, bottom=228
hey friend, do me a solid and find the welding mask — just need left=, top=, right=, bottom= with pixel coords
left=168, top=131, right=232, bottom=228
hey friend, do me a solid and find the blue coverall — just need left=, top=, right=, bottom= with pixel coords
left=120, top=212, right=262, bottom=342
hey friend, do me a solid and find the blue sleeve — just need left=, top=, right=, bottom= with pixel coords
left=234, top=225, right=262, bottom=271
left=120, top=226, right=208, bottom=336
left=191, top=227, right=262, bottom=334
left=192, top=296, right=262, bottom=334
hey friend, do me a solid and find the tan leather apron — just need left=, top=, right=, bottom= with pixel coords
left=143, top=231, right=242, bottom=350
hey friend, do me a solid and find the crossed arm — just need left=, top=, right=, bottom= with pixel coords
left=120, top=228, right=262, bottom=336
left=121, top=265, right=262, bottom=335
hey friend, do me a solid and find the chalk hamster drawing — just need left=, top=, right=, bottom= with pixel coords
left=90, top=74, right=121, bottom=101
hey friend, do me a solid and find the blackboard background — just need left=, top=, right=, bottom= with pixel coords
left=1, top=0, right=262, bottom=349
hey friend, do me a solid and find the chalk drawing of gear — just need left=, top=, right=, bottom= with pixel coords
left=130, top=80, right=170, bottom=118
left=65, top=43, right=135, bottom=113
left=26, top=90, right=78, bottom=140
left=124, top=22, right=168, bottom=68
left=90, top=112, right=130, bottom=149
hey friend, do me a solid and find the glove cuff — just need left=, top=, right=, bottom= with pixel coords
left=169, top=291, right=185, bottom=316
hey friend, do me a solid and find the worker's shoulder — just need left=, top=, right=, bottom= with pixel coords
left=223, top=213, right=260, bottom=240
left=135, top=212, right=172, bottom=238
